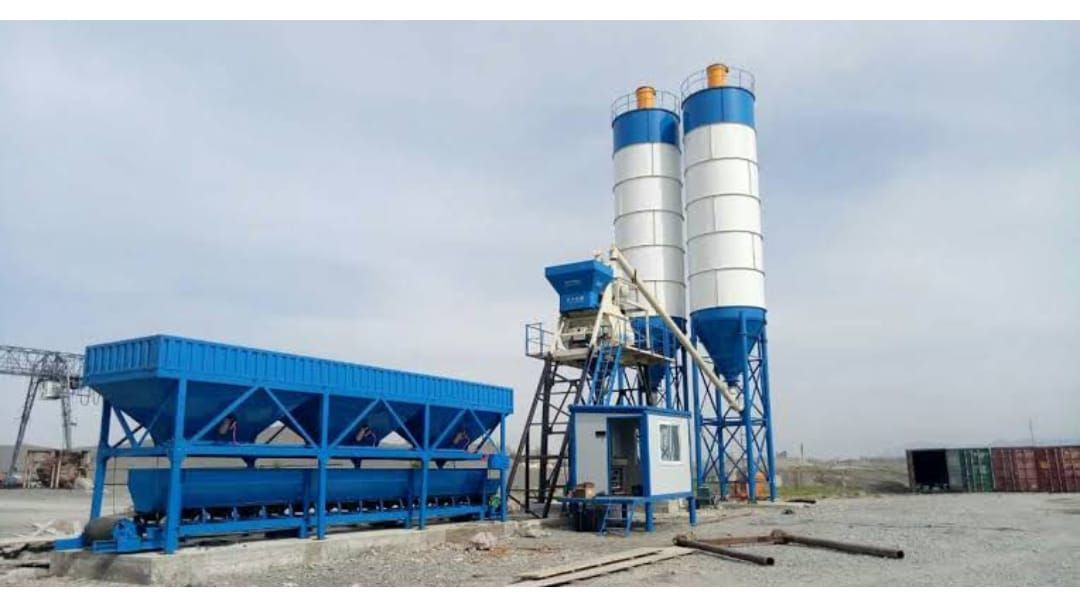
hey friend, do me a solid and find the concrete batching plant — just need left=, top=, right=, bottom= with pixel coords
left=512, top=62, right=776, bottom=534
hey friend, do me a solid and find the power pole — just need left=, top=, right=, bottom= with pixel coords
left=1, top=345, right=92, bottom=484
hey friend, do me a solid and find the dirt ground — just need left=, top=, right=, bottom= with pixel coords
left=5, top=491, right=1077, bottom=586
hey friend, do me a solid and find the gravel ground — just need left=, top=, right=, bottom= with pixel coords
left=218, top=493, right=1080, bottom=586
left=6, top=492, right=1079, bottom=586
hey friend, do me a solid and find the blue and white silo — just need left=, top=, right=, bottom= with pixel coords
left=682, top=63, right=775, bottom=502
left=682, top=64, right=764, bottom=383
left=611, top=86, right=685, bottom=394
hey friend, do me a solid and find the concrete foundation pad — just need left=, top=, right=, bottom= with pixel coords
left=49, top=520, right=517, bottom=585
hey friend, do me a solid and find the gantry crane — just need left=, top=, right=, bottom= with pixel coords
left=1, top=344, right=93, bottom=484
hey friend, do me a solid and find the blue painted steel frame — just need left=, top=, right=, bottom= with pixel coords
left=65, top=336, right=513, bottom=554
left=691, top=317, right=776, bottom=503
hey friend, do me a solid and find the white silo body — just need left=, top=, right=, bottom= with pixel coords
left=611, top=87, right=686, bottom=324
left=684, top=120, right=763, bottom=311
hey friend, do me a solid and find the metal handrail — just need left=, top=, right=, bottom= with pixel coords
left=680, top=65, right=756, bottom=100
left=610, top=88, right=680, bottom=121
left=524, top=322, right=553, bottom=358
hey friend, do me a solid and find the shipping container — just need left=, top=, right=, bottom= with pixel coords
left=991, top=447, right=1040, bottom=492
left=906, top=449, right=950, bottom=491
left=908, top=447, right=994, bottom=493
left=911, top=445, right=1080, bottom=493
left=957, top=448, right=994, bottom=492
left=1033, top=446, right=1080, bottom=493
left=1064, top=446, right=1080, bottom=492
left=945, top=449, right=963, bottom=491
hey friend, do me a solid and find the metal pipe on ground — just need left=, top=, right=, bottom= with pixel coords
left=695, top=534, right=780, bottom=546
left=770, top=529, right=904, bottom=559
left=673, top=535, right=775, bottom=566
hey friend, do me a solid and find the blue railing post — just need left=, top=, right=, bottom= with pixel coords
left=89, top=401, right=112, bottom=520
left=317, top=391, right=329, bottom=539
left=164, top=378, right=188, bottom=554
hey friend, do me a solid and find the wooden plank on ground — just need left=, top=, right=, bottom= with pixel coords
left=516, top=546, right=667, bottom=580
left=511, top=547, right=695, bottom=587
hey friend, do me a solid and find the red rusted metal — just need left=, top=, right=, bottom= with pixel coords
left=1063, top=446, right=1080, bottom=493
left=1033, top=446, right=1080, bottom=493
left=991, top=447, right=1039, bottom=492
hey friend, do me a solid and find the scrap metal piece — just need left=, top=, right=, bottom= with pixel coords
left=673, top=534, right=775, bottom=566
left=770, top=529, right=904, bottom=559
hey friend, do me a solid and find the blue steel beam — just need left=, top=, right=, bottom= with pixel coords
left=163, top=378, right=187, bottom=554
left=382, top=400, right=420, bottom=448
left=329, top=398, right=380, bottom=447
left=263, top=388, right=316, bottom=447
left=89, top=401, right=112, bottom=521
left=317, top=391, right=329, bottom=539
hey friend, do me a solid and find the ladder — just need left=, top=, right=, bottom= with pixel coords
left=587, top=340, right=623, bottom=406
left=507, top=350, right=591, bottom=518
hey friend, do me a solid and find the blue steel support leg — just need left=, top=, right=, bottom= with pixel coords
left=663, top=330, right=673, bottom=410
left=164, top=379, right=188, bottom=554
left=680, top=345, right=688, bottom=414
left=299, top=471, right=310, bottom=539
left=739, top=312, right=757, bottom=504
left=688, top=496, right=697, bottom=526
left=645, top=502, right=654, bottom=532
left=419, top=404, right=430, bottom=530
left=499, top=415, right=508, bottom=522
left=317, top=391, right=329, bottom=540
left=89, top=401, right=113, bottom=521
left=691, top=333, right=703, bottom=495
left=718, top=382, right=728, bottom=500
left=760, top=326, right=777, bottom=501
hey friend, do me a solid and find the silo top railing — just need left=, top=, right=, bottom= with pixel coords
left=610, top=88, right=680, bottom=121
left=680, top=65, right=756, bottom=100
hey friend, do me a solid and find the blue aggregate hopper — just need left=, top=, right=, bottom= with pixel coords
left=83, top=335, right=513, bottom=448
left=545, top=260, right=614, bottom=314
left=65, top=334, right=514, bottom=554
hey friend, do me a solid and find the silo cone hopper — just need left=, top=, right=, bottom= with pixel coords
left=691, top=307, right=766, bottom=383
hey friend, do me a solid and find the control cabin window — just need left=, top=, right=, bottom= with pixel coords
left=660, top=423, right=681, bottom=462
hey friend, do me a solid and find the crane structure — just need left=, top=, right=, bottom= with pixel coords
left=1, top=344, right=94, bottom=484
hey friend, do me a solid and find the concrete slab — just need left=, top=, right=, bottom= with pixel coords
left=49, top=520, right=518, bottom=585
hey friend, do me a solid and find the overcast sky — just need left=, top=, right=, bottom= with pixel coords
left=1, top=22, right=1077, bottom=458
